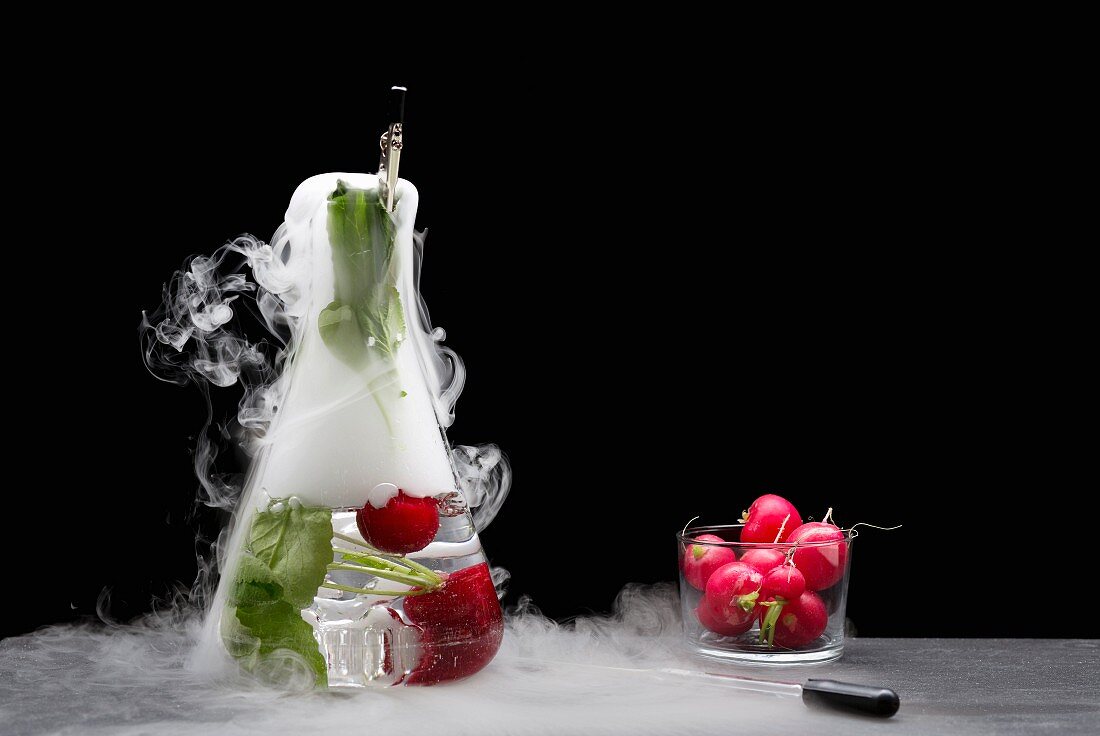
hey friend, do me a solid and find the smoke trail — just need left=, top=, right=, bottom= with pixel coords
left=138, top=232, right=297, bottom=613
left=454, top=443, right=512, bottom=532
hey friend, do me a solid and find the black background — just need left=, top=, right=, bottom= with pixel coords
left=0, top=64, right=1091, bottom=641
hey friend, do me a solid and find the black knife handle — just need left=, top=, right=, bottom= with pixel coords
left=802, top=679, right=900, bottom=717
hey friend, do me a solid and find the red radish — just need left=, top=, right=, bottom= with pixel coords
left=788, top=522, right=848, bottom=591
left=740, top=547, right=787, bottom=576
left=705, top=562, right=764, bottom=629
left=696, top=598, right=754, bottom=636
left=760, top=564, right=806, bottom=602
left=740, top=494, right=803, bottom=543
left=771, top=590, right=828, bottom=648
left=404, top=562, right=503, bottom=685
left=682, top=534, right=737, bottom=590
left=356, top=490, right=440, bottom=555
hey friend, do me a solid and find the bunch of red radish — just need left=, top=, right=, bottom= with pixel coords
left=682, top=493, right=848, bottom=648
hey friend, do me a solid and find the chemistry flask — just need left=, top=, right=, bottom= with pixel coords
left=216, top=170, right=503, bottom=688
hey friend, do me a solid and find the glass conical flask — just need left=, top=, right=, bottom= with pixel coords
left=216, top=173, right=503, bottom=688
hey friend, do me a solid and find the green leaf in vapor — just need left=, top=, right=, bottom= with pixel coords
left=223, top=504, right=334, bottom=687
left=220, top=608, right=260, bottom=659
left=235, top=601, right=327, bottom=685
left=229, top=553, right=284, bottom=606
left=319, top=181, right=406, bottom=364
left=248, top=505, right=333, bottom=609
left=317, top=301, right=365, bottom=368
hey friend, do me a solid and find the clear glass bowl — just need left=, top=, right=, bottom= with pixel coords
left=677, top=523, right=853, bottom=664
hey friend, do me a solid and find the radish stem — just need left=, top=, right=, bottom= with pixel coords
left=326, top=563, right=437, bottom=588
left=333, top=532, right=442, bottom=583
left=332, top=547, right=411, bottom=572
left=333, top=531, right=374, bottom=548
left=322, top=581, right=429, bottom=597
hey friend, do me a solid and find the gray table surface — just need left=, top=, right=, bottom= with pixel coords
left=753, top=638, right=1099, bottom=735
left=2, top=635, right=1097, bottom=735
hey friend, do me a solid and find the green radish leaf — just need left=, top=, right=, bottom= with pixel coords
left=317, top=301, right=365, bottom=368
left=317, top=302, right=354, bottom=329
left=223, top=503, right=333, bottom=687
left=248, top=505, right=333, bottom=609
left=235, top=601, right=327, bottom=684
left=220, top=606, right=260, bottom=659
left=319, top=182, right=406, bottom=364
left=230, top=553, right=284, bottom=606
